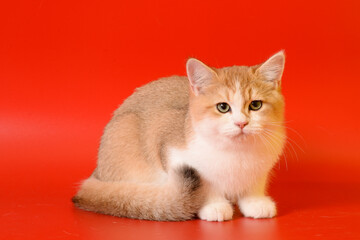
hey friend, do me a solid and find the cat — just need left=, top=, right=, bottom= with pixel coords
left=72, top=51, right=286, bottom=222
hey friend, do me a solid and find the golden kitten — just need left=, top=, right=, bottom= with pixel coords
left=73, top=51, right=286, bottom=221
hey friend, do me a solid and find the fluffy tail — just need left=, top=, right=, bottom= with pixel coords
left=72, top=166, right=204, bottom=221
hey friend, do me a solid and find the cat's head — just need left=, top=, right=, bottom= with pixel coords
left=186, top=51, right=285, bottom=146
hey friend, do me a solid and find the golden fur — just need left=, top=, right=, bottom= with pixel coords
left=73, top=51, right=286, bottom=221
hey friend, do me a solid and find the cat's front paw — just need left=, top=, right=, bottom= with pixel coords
left=238, top=196, right=277, bottom=219
left=198, top=202, right=233, bottom=222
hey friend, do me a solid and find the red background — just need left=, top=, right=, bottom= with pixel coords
left=1, top=0, right=360, bottom=239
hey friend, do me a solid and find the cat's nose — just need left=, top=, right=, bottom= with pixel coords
left=235, top=121, right=248, bottom=129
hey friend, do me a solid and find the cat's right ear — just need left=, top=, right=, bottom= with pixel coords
left=186, top=58, right=216, bottom=96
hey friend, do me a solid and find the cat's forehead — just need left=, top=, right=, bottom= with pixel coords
left=211, top=66, right=272, bottom=101
left=215, top=66, right=254, bottom=90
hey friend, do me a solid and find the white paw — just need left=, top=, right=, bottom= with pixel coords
left=238, top=196, right=277, bottom=219
left=198, top=202, right=233, bottom=222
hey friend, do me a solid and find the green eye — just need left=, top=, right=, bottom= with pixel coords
left=216, top=102, right=231, bottom=113
left=249, top=100, right=262, bottom=111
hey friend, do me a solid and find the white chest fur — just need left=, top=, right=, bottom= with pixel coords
left=168, top=133, right=280, bottom=201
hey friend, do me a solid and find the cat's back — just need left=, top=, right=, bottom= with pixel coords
left=115, top=76, right=190, bottom=116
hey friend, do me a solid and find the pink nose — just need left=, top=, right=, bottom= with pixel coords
left=235, top=121, right=248, bottom=129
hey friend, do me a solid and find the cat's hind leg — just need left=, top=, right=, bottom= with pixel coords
left=73, top=165, right=204, bottom=221
left=94, top=113, right=163, bottom=183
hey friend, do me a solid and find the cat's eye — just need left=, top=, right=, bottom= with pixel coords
left=216, top=102, right=231, bottom=113
left=249, top=100, right=262, bottom=111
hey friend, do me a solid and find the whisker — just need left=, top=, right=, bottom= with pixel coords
left=262, top=128, right=299, bottom=162
left=265, top=127, right=305, bottom=154
left=261, top=131, right=289, bottom=170
left=258, top=133, right=277, bottom=157
left=261, top=132, right=281, bottom=156
left=266, top=122, right=307, bottom=148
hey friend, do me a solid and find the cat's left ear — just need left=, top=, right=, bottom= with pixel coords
left=186, top=58, right=217, bottom=96
left=256, top=50, right=285, bottom=88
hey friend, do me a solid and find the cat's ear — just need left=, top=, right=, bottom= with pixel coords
left=256, top=50, right=285, bottom=88
left=186, top=58, right=217, bottom=96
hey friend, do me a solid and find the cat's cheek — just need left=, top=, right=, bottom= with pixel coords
left=218, top=124, right=238, bottom=136
left=195, top=118, right=220, bottom=137
left=215, top=116, right=240, bottom=136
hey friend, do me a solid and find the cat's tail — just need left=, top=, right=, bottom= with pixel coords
left=71, top=165, right=204, bottom=221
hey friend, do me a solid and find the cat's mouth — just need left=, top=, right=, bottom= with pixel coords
left=227, top=127, right=262, bottom=140
left=227, top=129, right=250, bottom=138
